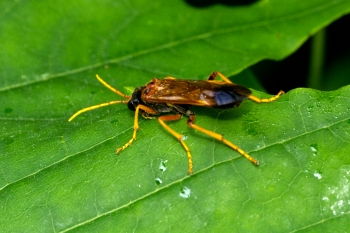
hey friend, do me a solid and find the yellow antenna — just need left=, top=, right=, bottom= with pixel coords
left=68, top=75, right=131, bottom=121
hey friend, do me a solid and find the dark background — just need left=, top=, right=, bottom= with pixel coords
left=185, top=0, right=350, bottom=93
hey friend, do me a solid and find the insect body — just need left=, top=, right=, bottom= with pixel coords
left=69, top=72, right=284, bottom=175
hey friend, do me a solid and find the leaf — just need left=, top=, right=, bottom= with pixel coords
left=1, top=0, right=350, bottom=232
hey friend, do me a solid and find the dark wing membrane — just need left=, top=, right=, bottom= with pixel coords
left=142, top=79, right=252, bottom=107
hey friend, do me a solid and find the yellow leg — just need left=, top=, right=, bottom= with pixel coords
left=208, top=71, right=285, bottom=103
left=116, top=105, right=157, bottom=154
left=187, top=114, right=259, bottom=166
left=208, top=71, right=233, bottom=84
left=68, top=100, right=128, bottom=121
left=248, top=90, right=285, bottom=103
left=158, top=114, right=193, bottom=175
left=164, top=76, right=177, bottom=80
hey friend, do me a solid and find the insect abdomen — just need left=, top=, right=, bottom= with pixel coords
left=201, top=84, right=251, bottom=108
left=212, top=90, right=244, bottom=108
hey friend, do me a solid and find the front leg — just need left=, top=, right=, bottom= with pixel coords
left=116, top=105, right=157, bottom=154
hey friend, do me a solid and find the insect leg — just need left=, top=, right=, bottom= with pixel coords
left=141, top=111, right=156, bottom=119
left=248, top=90, right=285, bottom=103
left=116, top=105, right=157, bottom=154
left=158, top=114, right=194, bottom=175
left=187, top=114, right=259, bottom=166
left=207, top=71, right=233, bottom=84
left=208, top=72, right=285, bottom=103
left=164, top=76, right=177, bottom=80
left=96, top=75, right=130, bottom=99
left=68, top=100, right=128, bottom=121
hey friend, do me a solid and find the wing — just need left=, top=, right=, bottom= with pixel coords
left=141, top=78, right=252, bottom=108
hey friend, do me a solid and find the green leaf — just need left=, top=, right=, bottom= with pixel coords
left=1, top=0, right=350, bottom=232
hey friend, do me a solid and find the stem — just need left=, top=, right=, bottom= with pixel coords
left=307, top=28, right=326, bottom=89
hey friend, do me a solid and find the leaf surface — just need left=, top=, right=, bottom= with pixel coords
left=1, top=0, right=350, bottom=232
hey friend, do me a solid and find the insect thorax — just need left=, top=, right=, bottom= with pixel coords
left=127, top=86, right=180, bottom=115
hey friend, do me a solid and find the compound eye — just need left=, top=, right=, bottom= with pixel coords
left=127, top=101, right=135, bottom=111
left=127, top=99, right=139, bottom=111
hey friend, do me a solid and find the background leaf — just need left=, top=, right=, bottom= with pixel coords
left=1, top=0, right=350, bottom=232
